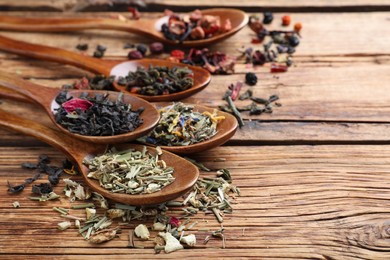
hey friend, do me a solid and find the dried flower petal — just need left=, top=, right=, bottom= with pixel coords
left=180, top=234, right=196, bottom=246
left=134, top=224, right=150, bottom=240
left=169, top=216, right=180, bottom=227
left=58, top=221, right=71, bottom=230
left=89, top=228, right=119, bottom=244
left=159, top=232, right=183, bottom=253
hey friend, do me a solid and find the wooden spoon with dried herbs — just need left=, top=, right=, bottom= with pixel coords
left=0, top=109, right=199, bottom=205
left=0, top=35, right=211, bottom=102
left=0, top=71, right=160, bottom=144
left=0, top=8, right=248, bottom=47
left=138, top=102, right=238, bottom=154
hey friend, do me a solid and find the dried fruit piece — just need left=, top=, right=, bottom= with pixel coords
left=282, top=15, right=291, bottom=26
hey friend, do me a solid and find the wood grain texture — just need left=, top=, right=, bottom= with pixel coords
left=2, top=145, right=390, bottom=259
left=1, top=0, right=390, bottom=12
left=0, top=5, right=389, bottom=259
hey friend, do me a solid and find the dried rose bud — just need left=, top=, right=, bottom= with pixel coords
left=73, top=77, right=90, bottom=89
left=170, top=49, right=185, bottom=60
left=190, top=26, right=205, bottom=40
left=149, top=42, right=164, bottom=54
left=190, top=9, right=202, bottom=21
left=127, top=50, right=143, bottom=60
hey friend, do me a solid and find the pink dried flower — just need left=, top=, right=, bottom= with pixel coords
left=62, top=98, right=93, bottom=113
left=169, top=216, right=180, bottom=227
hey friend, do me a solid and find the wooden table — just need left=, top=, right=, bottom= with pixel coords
left=1, top=1, right=390, bottom=259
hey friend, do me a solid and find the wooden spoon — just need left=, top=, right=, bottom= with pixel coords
left=0, top=8, right=248, bottom=47
left=140, top=103, right=238, bottom=154
left=0, top=34, right=211, bottom=102
left=0, top=109, right=199, bottom=205
left=0, top=71, right=160, bottom=144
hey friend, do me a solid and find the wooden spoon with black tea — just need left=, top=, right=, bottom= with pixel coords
left=0, top=109, right=199, bottom=205
left=0, top=71, right=160, bottom=144
left=0, top=8, right=248, bottom=47
left=0, top=34, right=211, bottom=102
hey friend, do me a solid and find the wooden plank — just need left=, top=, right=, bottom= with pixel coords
left=0, top=12, right=389, bottom=56
left=1, top=0, right=390, bottom=12
left=1, top=62, right=390, bottom=123
left=2, top=145, right=390, bottom=259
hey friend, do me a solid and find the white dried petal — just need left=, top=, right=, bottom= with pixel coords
left=74, top=185, right=86, bottom=200
left=159, top=232, right=183, bottom=253
left=152, top=222, right=166, bottom=231
left=127, top=181, right=139, bottom=189
left=12, top=201, right=20, bottom=208
left=85, top=208, right=96, bottom=220
left=58, top=221, right=71, bottom=230
left=63, top=178, right=78, bottom=187
left=75, top=220, right=81, bottom=228
left=64, top=186, right=73, bottom=198
left=146, top=183, right=160, bottom=193
left=134, top=224, right=150, bottom=240
left=180, top=234, right=196, bottom=247
left=106, top=209, right=125, bottom=219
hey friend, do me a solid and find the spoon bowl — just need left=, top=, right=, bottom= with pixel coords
left=0, top=8, right=248, bottom=47
left=0, top=71, right=160, bottom=144
left=0, top=35, right=211, bottom=102
left=0, top=109, right=199, bottom=205
left=139, top=102, right=239, bottom=154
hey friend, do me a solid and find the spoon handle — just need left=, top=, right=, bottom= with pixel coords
left=0, top=15, right=149, bottom=35
left=0, top=34, right=111, bottom=75
left=0, top=86, right=32, bottom=103
left=0, top=108, right=95, bottom=161
left=0, top=71, right=59, bottom=110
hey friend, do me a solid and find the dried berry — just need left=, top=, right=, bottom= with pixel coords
left=245, top=72, right=258, bottom=86
left=263, top=12, right=273, bottom=24
left=288, top=35, right=300, bottom=47
left=282, top=15, right=291, bottom=26
left=127, top=50, right=143, bottom=59
left=96, top=45, right=107, bottom=52
left=93, top=50, right=104, bottom=58
left=76, top=43, right=88, bottom=51
left=136, top=44, right=147, bottom=55
left=149, top=42, right=164, bottom=54
left=294, top=22, right=302, bottom=33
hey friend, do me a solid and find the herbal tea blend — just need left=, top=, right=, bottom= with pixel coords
left=83, top=146, right=175, bottom=194
left=117, top=65, right=194, bottom=96
left=54, top=92, right=144, bottom=136
left=140, top=103, right=225, bottom=146
left=161, top=9, right=232, bottom=42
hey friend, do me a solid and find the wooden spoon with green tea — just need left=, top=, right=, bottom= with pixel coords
left=0, top=71, right=160, bottom=144
left=139, top=102, right=238, bottom=154
left=0, top=8, right=248, bottom=47
left=0, top=109, right=199, bottom=205
left=0, top=35, right=211, bottom=102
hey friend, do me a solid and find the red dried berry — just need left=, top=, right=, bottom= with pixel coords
left=127, top=50, right=143, bottom=60
left=294, top=22, right=302, bottom=33
left=149, top=42, right=164, bottom=54
left=282, top=15, right=291, bottom=26
left=170, top=49, right=185, bottom=60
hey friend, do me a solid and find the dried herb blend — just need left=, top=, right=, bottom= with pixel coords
left=54, top=92, right=144, bottom=136
left=140, top=103, right=225, bottom=146
left=117, top=65, right=194, bottom=96
left=84, top=146, right=175, bottom=194
left=161, top=9, right=231, bottom=42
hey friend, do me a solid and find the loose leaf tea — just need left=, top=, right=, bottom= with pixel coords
left=161, top=9, right=231, bottom=42
left=83, top=146, right=175, bottom=194
left=54, top=92, right=144, bottom=136
left=117, top=65, right=194, bottom=96
left=140, top=103, right=225, bottom=146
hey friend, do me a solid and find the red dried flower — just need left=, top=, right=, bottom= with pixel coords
left=170, top=50, right=185, bottom=60
left=62, top=98, right=93, bottom=113
left=128, top=7, right=140, bottom=20
left=169, top=216, right=180, bottom=227
left=270, top=63, right=288, bottom=73
left=73, top=77, right=90, bottom=90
